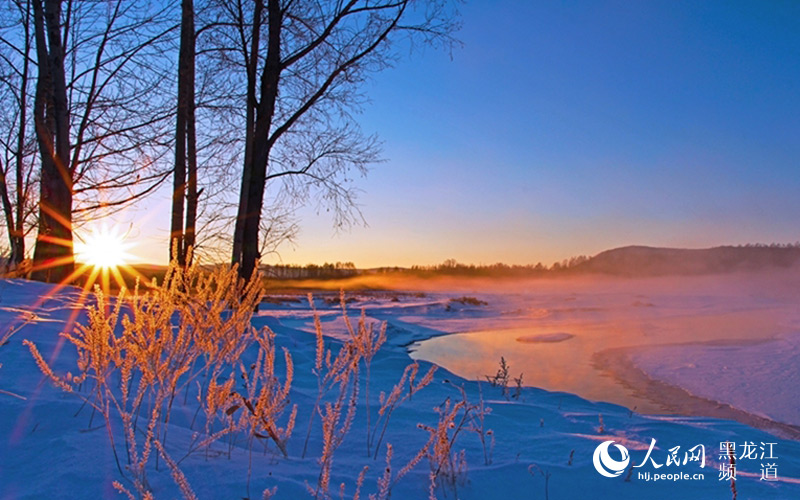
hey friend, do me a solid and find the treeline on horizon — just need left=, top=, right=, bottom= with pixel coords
left=261, top=242, right=800, bottom=281
left=262, top=257, right=586, bottom=280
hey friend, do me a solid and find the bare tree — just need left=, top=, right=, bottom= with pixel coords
left=168, top=0, right=263, bottom=266
left=210, top=0, right=459, bottom=280
left=30, top=0, right=72, bottom=282
left=25, top=0, right=177, bottom=282
left=0, top=0, right=37, bottom=265
left=170, top=0, right=198, bottom=266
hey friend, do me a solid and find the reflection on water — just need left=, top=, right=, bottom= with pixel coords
left=409, top=309, right=784, bottom=414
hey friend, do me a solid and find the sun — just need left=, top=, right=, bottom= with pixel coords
left=18, top=223, right=146, bottom=353
left=74, top=224, right=133, bottom=270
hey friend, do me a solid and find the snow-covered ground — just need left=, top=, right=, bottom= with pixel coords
left=1, top=274, right=800, bottom=499
left=629, top=336, right=800, bottom=427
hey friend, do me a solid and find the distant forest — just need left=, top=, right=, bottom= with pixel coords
left=262, top=243, right=800, bottom=280
left=262, top=258, right=582, bottom=280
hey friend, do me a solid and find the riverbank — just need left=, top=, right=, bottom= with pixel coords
left=593, top=344, right=800, bottom=440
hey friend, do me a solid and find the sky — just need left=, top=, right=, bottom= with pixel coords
left=113, top=0, right=800, bottom=268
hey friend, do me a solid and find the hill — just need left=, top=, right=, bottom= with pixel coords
left=573, top=245, right=800, bottom=276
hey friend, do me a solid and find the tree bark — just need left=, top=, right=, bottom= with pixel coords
left=170, top=0, right=192, bottom=265
left=238, top=0, right=281, bottom=281
left=31, top=0, right=74, bottom=283
left=183, top=0, right=198, bottom=264
left=0, top=164, right=18, bottom=263
left=170, top=0, right=199, bottom=266
left=11, top=0, right=32, bottom=265
left=231, top=0, right=264, bottom=269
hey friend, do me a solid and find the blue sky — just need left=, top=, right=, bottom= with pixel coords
left=276, top=0, right=800, bottom=268
left=128, top=1, right=800, bottom=267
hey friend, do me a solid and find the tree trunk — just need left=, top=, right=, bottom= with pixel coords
left=232, top=0, right=264, bottom=268
left=170, top=0, right=192, bottom=265
left=183, top=0, right=197, bottom=264
left=11, top=0, right=31, bottom=265
left=0, top=165, right=19, bottom=263
left=31, top=0, right=74, bottom=283
left=238, top=0, right=281, bottom=281
left=170, top=0, right=199, bottom=266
